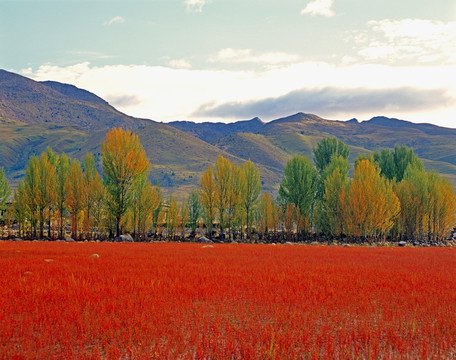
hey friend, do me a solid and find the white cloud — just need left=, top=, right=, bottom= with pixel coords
left=185, top=0, right=206, bottom=12
left=209, top=48, right=300, bottom=65
left=301, top=0, right=334, bottom=17
left=103, top=16, right=125, bottom=26
left=21, top=61, right=456, bottom=128
left=357, top=19, right=456, bottom=64
left=168, top=59, right=192, bottom=69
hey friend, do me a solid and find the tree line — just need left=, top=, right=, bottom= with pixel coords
left=0, top=128, right=455, bottom=242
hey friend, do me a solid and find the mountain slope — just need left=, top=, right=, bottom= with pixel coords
left=168, top=117, right=264, bottom=143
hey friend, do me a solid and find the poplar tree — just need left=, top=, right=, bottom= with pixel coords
left=101, top=128, right=151, bottom=237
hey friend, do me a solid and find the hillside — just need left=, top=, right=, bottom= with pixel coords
left=1, top=69, right=456, bottom=197
left=168, top=117, right=264, bottom=143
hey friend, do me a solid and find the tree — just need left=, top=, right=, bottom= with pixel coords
left=82, top=153, right=104, bottom=240
left=101, top=128, right=151, bottom=236
left=55, top=153, right=70, bottom=239
left=0, top=167, right=11, bottom=219
left=319, top=155, right=350, bottom=236
left=37, top=152, right=56, bottom=238
left=166, top=197, right=180, bottom=240
left=373, top=145, right=423, bottom=182
left=341, top=159, right=400, bottom=239
left=12, top=180, right=27, bottom=238
left=278, top=155, right=318, bottom=225
left=199, top=166, right=217, bottom=238
left=66, top=159, right=84, bottom=240
left=241, top=159, right=261, bottom=239
left=213, top=155, right=232, bottom=236
left=258, top=192, right=275, bottom=240
left=187, top=188, right=202, bottom=236
left=313, top=137, right=350, bottom=175
left=179, top=199, right=189, bottom=239
left=23, top=155, right=40, bottom=238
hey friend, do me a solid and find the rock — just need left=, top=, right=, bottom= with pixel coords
left=230, top=240, right=237, bottom=244
left=398, top=241, right=407, bottom=247
left=270, top=243, right=276, bottom=246
left=198, top=236, right=213, bottom=243
left=65, top=238, right=75, bottom=242
left=343, top=243, right=350, bottom=247
left=202, top=245, right=214, bottom=248
left=311, top=241, right=319, bottom=245
left=284, top=241, right=293, bottom=245
left=118, top=234, right=134, bottom=242
left=13, top=238, right=22, bottom=242
left=89, top=253, right=100, bottom=259
left=44, top=259, right=54, bottom=262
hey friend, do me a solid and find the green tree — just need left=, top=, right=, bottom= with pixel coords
left=0, top=167, right=11, bottom=219
left=83, top=153, right=103, bottom=239
left=313, top=137, right=350, bottom=174
left=24, top=155, right=40, bottom=238
left=373, top=145, right=424, bottom=182
left=101, top=128, right=151, bottom=236
left=278, top=155, right=318, bottom=225
left=213, top=155, right=232, bottom=236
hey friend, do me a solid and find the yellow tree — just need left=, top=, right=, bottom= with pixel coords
left=101, top=128, right=151, bottom=237
left=258, top=192, right=275, bottom=240
left=341, top=159, right=400, bottom=239
left=179, top=199, right=189, bottom=239
left=166, top=197, right=180, bottom=240
left=12, top=180, right=27, bottom=238
left=82, top=153, right=103, bottom=240
left=199, top=166, right=217, bottom=238
left=241, top=159, right=261, bottom=239
left=37, top=152, right=56, bottom=239
left=213, top=155, right=232, bottom=236
left=66, top=159, right=85, bottom=240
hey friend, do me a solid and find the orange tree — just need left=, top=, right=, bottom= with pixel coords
left=101, top=128, right=150, bottom=237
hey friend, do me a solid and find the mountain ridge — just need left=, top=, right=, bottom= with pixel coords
left=1, top=68, right=456, bottom=197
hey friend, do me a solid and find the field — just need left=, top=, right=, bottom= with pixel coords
left=2, top=242, right=456, bottom=359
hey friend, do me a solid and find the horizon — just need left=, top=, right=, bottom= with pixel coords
left=1, top=0, right=455, bottom=127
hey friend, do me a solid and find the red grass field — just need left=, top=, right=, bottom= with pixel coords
left=1, top=241, right=456, bottom=359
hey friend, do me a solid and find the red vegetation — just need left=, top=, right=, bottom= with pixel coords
left=2, top=242, right=456, bottom=359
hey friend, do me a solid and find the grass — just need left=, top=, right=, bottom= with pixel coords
left=2, top=241, right=456, bottom=359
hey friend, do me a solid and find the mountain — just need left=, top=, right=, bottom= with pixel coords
left=168, top=117, right=264, bottom=143
left=1, top=69, right=456, bottom=198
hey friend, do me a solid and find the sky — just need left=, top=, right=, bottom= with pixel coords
left=1, top=0, right=456, bottom=128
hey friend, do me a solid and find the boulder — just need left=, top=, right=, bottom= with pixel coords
left=65, top=238, right=75, bottom=242
left=398, top=241, right=407, bottom=247
left=284, top=241, right=293, bottom=245
left=202, top=245, right=214, bottom=248
left=89, top=253, right=100, bottom=259
left=198, top=236, right=213, bottom=243
left=118, top=234, right=134, bottom=242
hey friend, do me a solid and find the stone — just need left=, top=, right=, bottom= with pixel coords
left=118, top=234, right=134, bottom=242
left=284, top=241, right=293, bottom=245
left=65, top=238, right=75, bottom=242
left=398, top=241, right=407, bottom=247
left=202, top=245, right=214, bottom=248
left=198, top=236, right=213, bottom=243
left=44, top=259, right=54, bottom=262
left=89, top=253, right=100, bottom=259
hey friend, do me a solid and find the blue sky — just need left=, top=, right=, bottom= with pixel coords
left=1, top=0, right=456, bottom=127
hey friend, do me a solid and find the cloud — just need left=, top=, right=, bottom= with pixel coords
left=103, top=16, right=125, bottom=26
left=356, top=19, right=456, bottom=64
left=22, top=61, right=456, bottom=127
left=301, top=0, right=334, bottom=17
left=192, top=87, right=454, bottom=120
left=209, top=48, right=300, bottom=65
left=106, top=94, right=142, bottom=108
left=168, top=59, right=192, bottom=69
left=185, top=0, right=206, bottom=12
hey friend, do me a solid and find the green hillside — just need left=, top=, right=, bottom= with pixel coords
left=1, top=69, right=456, bottom=198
